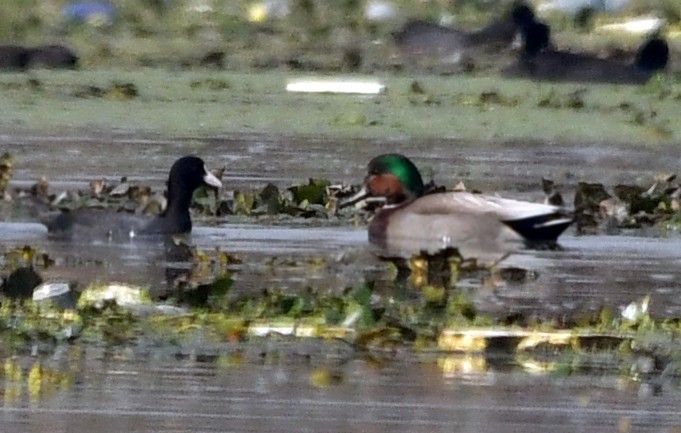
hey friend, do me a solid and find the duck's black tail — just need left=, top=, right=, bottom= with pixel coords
left=636, top=36, right=668, bottom=72
left=503, top=213, right=573, bottom=243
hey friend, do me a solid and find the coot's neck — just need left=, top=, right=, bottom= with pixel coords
left=166, top=184, right=192, bottom=211
left=161, top=184, right=193, bottom=231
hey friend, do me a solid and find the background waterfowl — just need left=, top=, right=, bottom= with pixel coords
left=28, top=45, right=79, bottom=69
left=42, top=155, right=221, bottom=240
left=346, top=154, right=572, bottom=259
left=0, top=44, right=79, bottom=71
left=504, top=17, right=669, bottom=84
left=0, top=45, right=31, bottom=71
left=392, top=3, right=534, bottom=67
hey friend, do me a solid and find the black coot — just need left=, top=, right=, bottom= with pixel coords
left=392, top=3, right=533, bottom=65
left=42, top=156, right=222, bottom=240
left=504, top=17, right=669, bottom=84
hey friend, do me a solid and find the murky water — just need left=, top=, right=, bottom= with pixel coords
left=2, top=350, right=681, bottom=433
left=2, top=132, right=681, bottom=432
left=5, top=132, right=681, bottom=194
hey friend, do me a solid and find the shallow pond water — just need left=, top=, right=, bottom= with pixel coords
left=2, top=132, right=681, bottom=431
left=2, top=350, right=681, bottom=433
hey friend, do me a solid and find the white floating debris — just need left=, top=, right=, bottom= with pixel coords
left=286, top=79, right=386, bottom=95
left=33, top=282, right=77, bottom=310
left=33, top=282, right=71, bottom=301
left=248, top=322, right=317, bottom=337
left=247, top=319, right=354, bottom=339
left=621, top=295, right=650, bottom=323
left=597, top=16, right=664, bottom=34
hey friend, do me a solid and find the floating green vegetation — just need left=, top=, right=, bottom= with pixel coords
left=3, top=158, right=358, bottom=222
left=7, top=143, right=681, bottom=234
left=230, top=178, right=348, bottom=218
left=0, top=245, right=680, bottom=379
left=573, top=173, right=681, bottom=233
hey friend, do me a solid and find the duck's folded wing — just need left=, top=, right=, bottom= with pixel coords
left=406, top=192, right=557, bottom=217
left=408, top=192, right=572, bottom=242
left=477, top=194, right=573, bottom=241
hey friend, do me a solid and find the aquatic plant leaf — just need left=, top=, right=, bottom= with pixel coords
left=108, top=82, right=138, bottom=99
left=477, top=90, right=518, bottom=108
left=77, top=283, right=151, bottom=310
left=409, top=80, right=425, bottom=94
left=321, top=297, right=346, bottom=325
left=288, top=178, right=331, bottom=205
left=175, top=276, right=233, bottom=309
left=233, top=191, right=255, bottom=215
left=0, top=152, right=14, bottom=196
left=192, top=185, right=218, bottom=215
left=614, top=184, right=660, bottom=214
left=309, top=367, right=342, bottom=388
left=259, top=183, right=281, bottom=214
left=189, top=78, right=231, bottom=90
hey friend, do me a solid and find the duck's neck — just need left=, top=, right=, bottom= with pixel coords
left=385, top=188, right=420, bottom=205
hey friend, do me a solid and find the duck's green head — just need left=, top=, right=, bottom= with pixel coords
left=365, top=153, right=425, bottom=203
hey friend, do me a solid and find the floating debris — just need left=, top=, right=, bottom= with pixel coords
left=621, top=295, right=650, bottom=324
left=573, top=175, right=681, bottom=233
left=247, top=318, right=353, bottom=339
left=542, top=178, right=565, bottom=206
left=286, top=78, right=386, bottom=95
left=32, top=283, right=77, bottom=310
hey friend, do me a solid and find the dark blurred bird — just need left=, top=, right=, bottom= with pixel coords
left=504, top=15, right=668, bottom=84
left=392, top=3, right=535, bottom=66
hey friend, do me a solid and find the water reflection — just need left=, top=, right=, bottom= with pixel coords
left=1, top=350, right=681, bottom=433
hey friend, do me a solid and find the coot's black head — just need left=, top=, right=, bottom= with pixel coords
left=521, top=20, right=551, bottom=57
left=511, top=2, right=536, bottom=27
left=147, top=155, right=221, bottom=234
left=166, top=155, right=221, bottom=201
left=635, top=36, right=669, bottom=72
